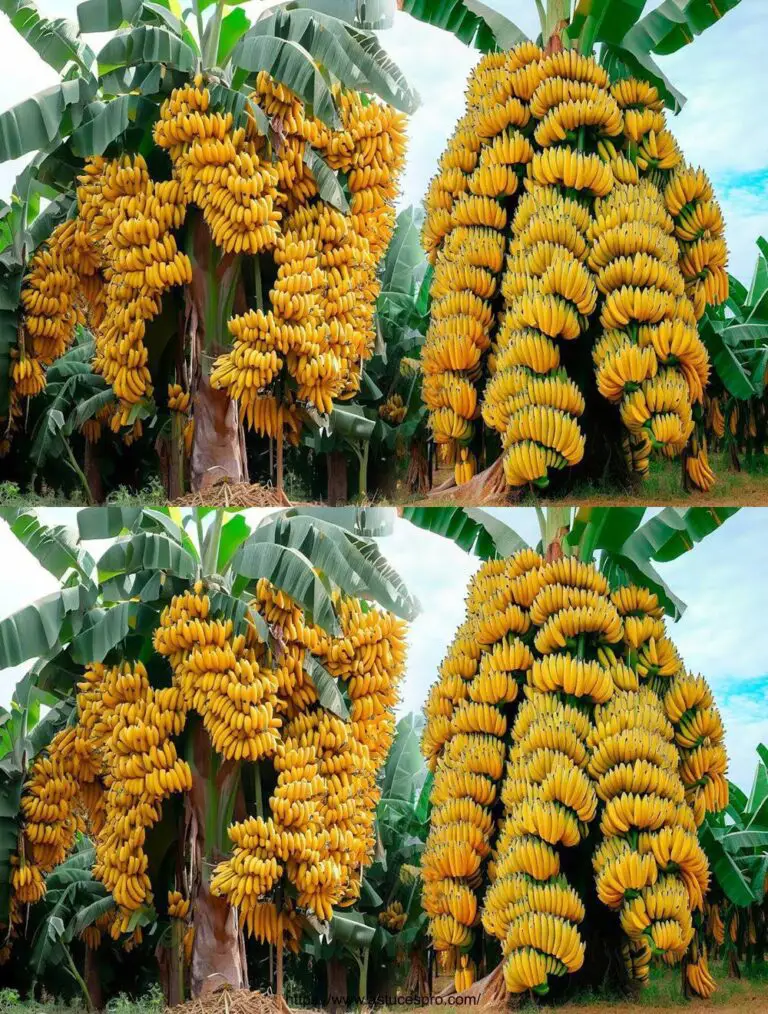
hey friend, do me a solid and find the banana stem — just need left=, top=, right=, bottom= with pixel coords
left=64, top=438, right=95, bottom=505
left=202, top=507, right=224, bottom=576
left=64, top=943, right=94, bottom=1012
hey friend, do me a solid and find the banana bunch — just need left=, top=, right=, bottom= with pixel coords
left=419, top=45, right=728, bottom=492
left=685, top=938, right=716, bottom=998
left=154, top=581, right=282, bottom=762
left=91, top=662, right=192, bottom=916
left=422, top=43, right=542, bottom=469
left=454, top=954, right=476, bottom=993
left=423, top=559, right=727, bottom=999
left=379, top=900, right=407, bottom=932
left=168, top=889, right=190, bottom=920
left=422, top=551, right=541, bottom=963
left=588, top=688, right=706, bottom=974
left=379, top=392, right=407, bottom=424
left=20, top=220, right=82, bottom=365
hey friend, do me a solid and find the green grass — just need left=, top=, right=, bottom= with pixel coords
left=0, top=988, right=165, bottom=1014
left=0, top=478, right=167, bottom=509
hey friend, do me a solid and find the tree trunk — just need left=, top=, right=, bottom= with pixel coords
left=83, top=441, right=104, bottom=504
left=185, top=210, right=249, bottom=493
left=326, top=957, right=348, bottom=1014
left=186, top=720, right=248, bottom=997
left=84, top=944, right=102, bottom=1010
left=438, top=962, right=511, bottom=1010
left=326, top=451, right=348, bottom=505
left=427, top=455, right=511, bottom=505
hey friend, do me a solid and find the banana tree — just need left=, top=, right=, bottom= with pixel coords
left=701, top=238, right=768, bottom=470
left=701, top=743, right=768, bottom=974
left=302, top=206, right=431, bottom=501
left=0, top=0, right=419, bottom=497
left=0, top=505, right=418, bottom=1000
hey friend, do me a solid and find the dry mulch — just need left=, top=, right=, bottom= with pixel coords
left=165, top=989, right=310, bottom=1014
left=172, top=483, right=292, bottom=508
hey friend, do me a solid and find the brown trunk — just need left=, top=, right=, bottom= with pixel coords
left=326, top=451, right=348, bottom=505
left=326, top=957, right=348, bottom=1014
left=191, top=377, right=248, bottom=491
left=83, top=441, right=104, bottom=504
left=84, top=945, right=102, bottom=1010
left=427, top=455, right=511, bottom=505
left=187, top=721, right=248, bottom=998
left=185, top=211, right=249, bottom=493
left=439, top=962, right=511, bottom=1010
left=190, top=880, right=247, bottom=997
left=405, top=441, right=429, bottom=496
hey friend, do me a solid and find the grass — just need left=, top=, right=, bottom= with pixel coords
left=0, top=478, right=167, bottom=509
left=0, top=989, right=165, bottom=1014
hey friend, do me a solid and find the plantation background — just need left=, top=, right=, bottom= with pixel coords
left=1, top=0, right=765, bottom=284
left=1, top=505, right=767, bottom=789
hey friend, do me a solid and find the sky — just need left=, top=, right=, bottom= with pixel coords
left=0, top=0, right=766, bottom=283
left=1, top=506, right=767, bottom=794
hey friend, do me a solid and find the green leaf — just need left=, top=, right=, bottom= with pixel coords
left=97, top=532, right=198, bottom=581
left=644, top=507, right=739, bottom=562
left=302, top=146, right=349, bottom=212
left=329, top=909, right=376, bottom=947
left=231, top=541, right=341, bottom=633
left=327, top=403, right=376, bottom=441
left=291, top=0, right=395, bottom=29
left=403, top=506, right=523, bottom=560
left=216, top=514, right=250, bottom=572
left=629, top=0, right=742, bottom=57
left=78, top=506, right=142, bottom=538
left=68, top=895, right=114, bottom=940
left=231, top=33, right=341, bottom=128
left=380, top=206, right=426, bottom=297
left=399, top=0, right=519, bottom=52
left=701, top=319, right=758, bottom=399
left=6, top=509, right=94, bottom=582
left=69, top=600, right=158, bottom=663
left=217, top=7, right=250, bottom=65
left=303, top=653, right=349, bottom=719
left=70, top=94, right=157, bottom=156
left=97, top=25, right=197, bottom=74
left=0, top=0, right=94, bottom=74
left=207, top=82, right=271, bottom=136
left=382, top=712, right=426, bottom=803
left=699, top=824, right=756, bottom=906
left=77, top=0, right=142, bottom=32
left=243, top=10, right=419, bottom=115
left=249, top=512, right=419, bottom=620
left=0, top=584, right=96, bottom=667
left=0, top=76, right=96, bottom=163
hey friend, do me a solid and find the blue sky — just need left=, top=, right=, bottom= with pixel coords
left=1, top=507, right=767, bottom=795
left=0, top=0, right=766, bottom=284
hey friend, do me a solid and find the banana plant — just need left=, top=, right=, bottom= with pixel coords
left=701, top=237, right=768, bottom=467
left=303, top=712, right=431, bottom=1004
left=0, top=0, right=419, bottom=495
left=302, top=206, right=431, bottom=501
left=0, top=505, right=418, bottom=998
left=403, top=505, right=739, bottom=618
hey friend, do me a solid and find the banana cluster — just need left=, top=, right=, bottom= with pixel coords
left=380, top=899, right=407, bottom=932
left=422, top=44, right=541, bottom=483
left=589, top=181, right=707, bottom=480
left=154, top=581, right=282, bottom=762
left=91, top=662, right=191, bottom=921
left=663, top=672, right=728, bottom=825
left=589, top=688, right=708, bottom=974
left=422, top=560, right=727, bottom=1000
left=168, top=382, right=195, bottom=456
left=420, top=46, right=729, bottom=491
left=422, top=550, right=541, bottom=960
left=380, top=393, right=407, bottom=424
left=214, top=579, right=407, bottom=946
left=75, top=154, right=192, bottom=422
left=154, top=76, right=280, bottom=255
left=168, top=889, right=190, bottom=920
